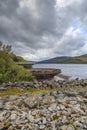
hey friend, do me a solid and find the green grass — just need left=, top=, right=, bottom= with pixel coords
left=0, top=86, right=87, bottom=97
left=0, top=88, right=52, bottom=97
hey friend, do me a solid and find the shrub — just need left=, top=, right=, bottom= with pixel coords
left=0, top=50, right=34, bottom=84
left=0, top=73, right=3, bottom=83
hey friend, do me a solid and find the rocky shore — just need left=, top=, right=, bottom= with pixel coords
left=0, top=78, right=87, bottom=90
left=0, top=79, right=87, bottom=130
left=0, top=89, right=87, bottom=130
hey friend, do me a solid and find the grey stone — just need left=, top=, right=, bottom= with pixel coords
left=34, top=83, right=40, bottom=88
left=0, top=111, right=7, bottom=121
left=10, top=113, right=17, bottom=122
left=34, top=118, right=42, bottom=123
left=0, top=102, right=3, bottom=110
left=39, top=125, right=46, bottom=129
left=66, top=92, right=77, bottom=97
left=48, top=103, right=57, bottom=112
left=67, top=125, right=75, bottom=130
left=42, top=117, right=47, bottom=124
left=27, top=113, right=34, bottom=123
left=60, top=125, right=67, bottom=130
left=28, top=81, right=34, bottom=87
left=24, top=96, right=39, bottom=108
left=62, top=116, right=67, bottom=124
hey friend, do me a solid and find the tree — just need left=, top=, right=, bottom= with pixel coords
left=0, top=42, right=34, bottom=84
left=0, top=41, right=12, bottom=53
left=3, top=44, right=12, bottom=53
left=0, top=41, right=3, bottom=50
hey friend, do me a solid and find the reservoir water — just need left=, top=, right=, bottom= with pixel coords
left=33, top=64, right=87, bottom=79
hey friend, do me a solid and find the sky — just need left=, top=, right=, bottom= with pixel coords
left=0, top=0, right=87, bottom=61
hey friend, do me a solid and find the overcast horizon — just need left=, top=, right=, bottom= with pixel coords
left=0, top=0, right=87, bottom=61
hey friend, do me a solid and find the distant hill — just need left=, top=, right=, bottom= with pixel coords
left=38, top=54, right=87, bottom=64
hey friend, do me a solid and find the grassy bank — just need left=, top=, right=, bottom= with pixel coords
left=0, top=85, right=87, bottom=97
left=0, top=88, right=52, bottom=97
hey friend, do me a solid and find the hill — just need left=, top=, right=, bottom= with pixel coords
left=38, top=54, right=87, bottom=64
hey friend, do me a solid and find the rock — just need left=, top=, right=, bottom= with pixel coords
left=42, top=96, right=55, bottom=105
left=28, top=81, right=34, bottom=87
left=0, top=87, right=7, bottom=91
left=10, top=113, right=17, bottom=122
left=8, top=95, right=18, bottom=101
left=48, top=103, right=57, bottom=112
left=61, top=102, right=68, bottom=107
left=0, top=83, right=6, bottom=87
left=39, top=125, right=46, bottom=129
left=31, top=68, right=61, bottom=80
left=70, top=114, right=78, bottom=118
left=21, top=111, right=27, bottom=121
left=5, top=102, right=14, bottom=110
left=72, top=104, right=85, bottom=115
left=84, top=91, right=87, bottom=98
left=70, top=101, right=77, bottom=105
left=39, top=82, right=43, bottom=87
left=78, top=90, right=86, bottom=96
left=24, top=82, right=29, bottom=87
left=66, top=92, right=77, bottom=97
left=24, top=96, right=39, bottom=108
left=60, top=104, right=65, bottom=110
left=60, top=125, right=67, bottom=130
left=33, top=80, right=38, bottom=84
left=0, top=102, right=3, bottom=110
left=0, top=123, right=5, bottom=129
left=51, top=121, right=57, bottom=130
left=42, top=117, right=46, bottom=124
left=34, top=118, right=42, bottom=123
left=32, top=124, right=39, bottom=130
left=27, top=112, right=34, bottom=123
left=0, top=111, right=7, bottom=121
left=62, top=116, right=67, bottom=124
left=67, top=125, right=75, bottom=130
left=34, top=83, right=40, bottom=88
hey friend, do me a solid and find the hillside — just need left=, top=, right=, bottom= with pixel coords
left=38, top=54, right=87, bottom=64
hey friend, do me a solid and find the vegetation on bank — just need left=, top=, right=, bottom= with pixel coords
left=0, top=85, right=87, bottom=97
left=0, top=88, right=51, bottom=97
left=0, top=41, right=34, bottom=84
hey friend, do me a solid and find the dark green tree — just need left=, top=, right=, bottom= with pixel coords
left=0, top=41, right=34, bottom=84
left=0, top=41, right=3, bottom=50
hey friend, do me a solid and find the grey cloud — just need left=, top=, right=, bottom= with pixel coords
left=0, top=0, right=58, bottom=50
left=0, top=0, right=19, bottom=18
left=0, top=0, right=87, bottom=60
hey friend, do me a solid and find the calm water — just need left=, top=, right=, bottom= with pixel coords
left=33, top=64, right=87, bottom=79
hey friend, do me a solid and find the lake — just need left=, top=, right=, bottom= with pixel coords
left=33, top=64, right=87, bottom=79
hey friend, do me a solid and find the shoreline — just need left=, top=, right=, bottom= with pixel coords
left=0, top=78, right=87, bottom=92
left=56, top=74, right=71, bottom=80
left=33, top=64, right=87, bottom=80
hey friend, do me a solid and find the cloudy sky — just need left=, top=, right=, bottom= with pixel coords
left=0, top=0, right=87, bottom=61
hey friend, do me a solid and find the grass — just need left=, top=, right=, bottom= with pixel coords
left=0, top=86, right=87, bottom=97
left=0, top=88, right=52, bottom=97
